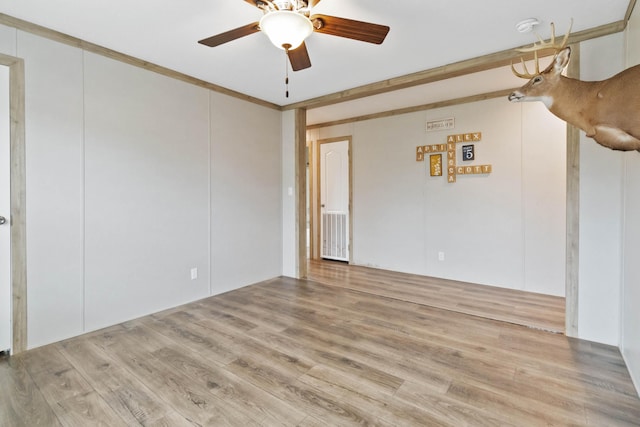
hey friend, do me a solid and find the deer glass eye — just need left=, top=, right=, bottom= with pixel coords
left=533, top=76, right=543, bottom=84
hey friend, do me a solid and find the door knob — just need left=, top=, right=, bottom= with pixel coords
left=0, top=216, right=6, bottom=225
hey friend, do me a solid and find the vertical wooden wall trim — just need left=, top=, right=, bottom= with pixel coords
left=1, top=53, right=27, bottom=354
left=307, top=144, right=314, bottom=261
left=314, top=140, right=321, bottom=260
left=565, top=44, right=580, bottom=337
left=295, top=108, right=307, bottom=278
left=347, top=137, right=353, bottom=264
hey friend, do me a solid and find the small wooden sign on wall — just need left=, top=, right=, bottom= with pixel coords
left=415, top=144, right=446, bottom=161
left=430, top=154, right=442, bottom=176
left=416, top=131, right=492, bottom=183
left=462, top=145, right=474, bottom=161
left=447, top=132, right=481, bottom=143
left=426, top=117, right=455, bottom=132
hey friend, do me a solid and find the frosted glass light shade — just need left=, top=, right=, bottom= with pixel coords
left=260, top=10, right=313, bottom=50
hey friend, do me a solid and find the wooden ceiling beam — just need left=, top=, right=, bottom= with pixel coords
left=284, top=20, right=627, bottom=111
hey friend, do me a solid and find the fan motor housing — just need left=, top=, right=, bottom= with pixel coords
left=270, top=1, right=308, bottom=11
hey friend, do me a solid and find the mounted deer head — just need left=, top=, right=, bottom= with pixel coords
left=509, top=22, right=640, bottom=152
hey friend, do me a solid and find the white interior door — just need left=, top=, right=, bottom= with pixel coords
left=0, top=65, right=10, bottom=352
left=320, top=140, right=349, bottom=261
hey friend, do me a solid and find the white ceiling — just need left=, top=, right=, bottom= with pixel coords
left=0, top=0, right=632, bottom=121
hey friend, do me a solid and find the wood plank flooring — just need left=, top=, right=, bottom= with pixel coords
left=1, top=271, right=639, bottom=426
left=308, top=260, right=566, bottom=333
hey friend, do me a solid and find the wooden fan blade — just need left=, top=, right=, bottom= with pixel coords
left=198, top=22, right=260, bottom=47
left=243, top=0, right=265, bottom=8
left=287, top=42, right=312, bottom=71
left=308, top=0, right=323, bottom=7
left=310, top=14, right=389, bottom=44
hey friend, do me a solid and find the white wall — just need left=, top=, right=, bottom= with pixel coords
left=623, top=4, right=640, bottom=394
left=0, top=25, right=282, bottom=348
left=83, top=52, right=211, bottom=332
left=19, top=31, right=85, bottom=346
left=521, top=103, right=568, bottom=295
left=353, top=112, right=429, bottom=276
left=578, top=33, right=625, bottom=346
left=210, top=92, right=282, bottom=293
left=0, top=25, right=15, bottom=55
left=308, top=97, right=567, bottom=296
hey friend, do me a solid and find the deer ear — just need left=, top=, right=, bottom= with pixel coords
left=553, top=47, right=571, bottom=73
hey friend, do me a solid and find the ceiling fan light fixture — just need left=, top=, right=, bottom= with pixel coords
left=260, top=10, right=313, bottom=50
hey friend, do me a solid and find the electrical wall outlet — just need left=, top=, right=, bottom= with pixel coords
left=438, top=252, right=445, bottom=261
left=190, top=267, right=198, bottom=280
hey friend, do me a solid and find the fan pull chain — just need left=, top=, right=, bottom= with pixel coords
left=284, top=50, right=290, bottom=98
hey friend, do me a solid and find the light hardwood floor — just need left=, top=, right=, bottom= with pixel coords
left=1, top=264, right=639, bottom=426
left=307, top=260, right=566, bottom=333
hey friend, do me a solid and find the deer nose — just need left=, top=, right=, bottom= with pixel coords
left=508, top=92, right=522, bottom=102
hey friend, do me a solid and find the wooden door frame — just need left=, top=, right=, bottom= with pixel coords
left=0, top=52, right=27, bottom=354
left=313, top=136, right=353, bottom=264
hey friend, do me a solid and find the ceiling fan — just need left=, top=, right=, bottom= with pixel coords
left=198, top=0, right=390, bottom=72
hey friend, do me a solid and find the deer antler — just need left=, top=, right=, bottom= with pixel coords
left=511, top=19, right=573, bottom=79
left=511, top=51, right=542, bottom=79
